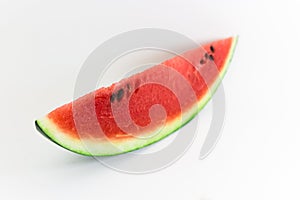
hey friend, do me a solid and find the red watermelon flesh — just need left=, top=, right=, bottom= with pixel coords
left=35, top=37, right=238, bottom=156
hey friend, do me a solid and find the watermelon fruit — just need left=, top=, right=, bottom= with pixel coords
left=35, top=36, right=238, bottom=156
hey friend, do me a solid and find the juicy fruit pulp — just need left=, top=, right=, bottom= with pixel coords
left=35, top=37, right=238, bottom=156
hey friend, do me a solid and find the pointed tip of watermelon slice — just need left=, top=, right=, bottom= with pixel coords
left=35, top=120, right=66, bottom=150
left=35, top=120, right=48, bottom=139
left=35, top=120, right=92, bottom=156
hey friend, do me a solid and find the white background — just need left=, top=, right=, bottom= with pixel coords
left=1, top=0, right=300, bottom=199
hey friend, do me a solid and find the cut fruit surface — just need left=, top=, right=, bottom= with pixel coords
left=35, top=36, right=238, bottom=156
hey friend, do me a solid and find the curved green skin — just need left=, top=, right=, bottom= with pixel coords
left=35, top=120, right=72, bottom=152
left=35, top=37, right=238, bottom=156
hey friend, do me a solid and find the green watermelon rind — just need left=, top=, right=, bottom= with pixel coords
left=35, top=36, right=238, bottom=156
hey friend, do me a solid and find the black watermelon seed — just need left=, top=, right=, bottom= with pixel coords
left=210, top=45, right=215, bottom=53
left=209, top=54, right=214, bottom=61
left=110, top=93, right=116, bottom=103
left=116, top=89, right=124, bottom=101
left=127, top=83, right=131, bottom=90
left=200, top=59, right=205, bottom=64
left=204, top=53, right=209, bottom=59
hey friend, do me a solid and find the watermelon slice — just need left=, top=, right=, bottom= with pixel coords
left=35, top=37, right=238, bottom=156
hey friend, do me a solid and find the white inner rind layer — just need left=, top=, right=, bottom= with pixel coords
left=36, top=37, right=238, bottom=156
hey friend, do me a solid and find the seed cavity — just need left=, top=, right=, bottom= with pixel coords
left=134, top=88, right=140, bottom=93
left=210, top=45, right=215, bottom=53
left=209, top=54, right=214, bottom=61
left=116, top=89, right=124, bottom=101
